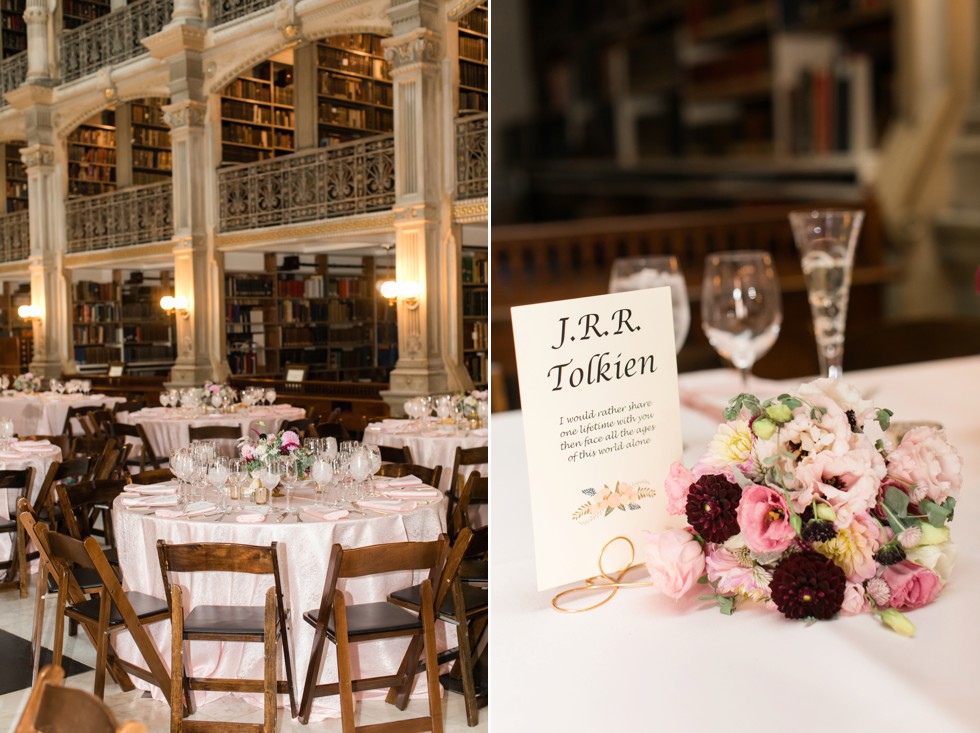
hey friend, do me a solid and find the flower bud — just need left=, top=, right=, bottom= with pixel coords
left=918, top=523, right=950, bottom=546
left=752, top=418, right=776, bottom=440
left=814, top=503, right=837, bottom=523
left=877, top=607, right=916, bottom=637
left=765, top=403, right=793, bottom=424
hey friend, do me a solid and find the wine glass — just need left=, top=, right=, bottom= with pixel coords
left=229, top=458, right=249, bottom=509
left=279, top=457, right=299, bottom=513
left=364, top=444, right=382, bottom=496
left=255, top=458, right=280, bottom=494
left=701, top=251, right=782, bottom=389
left=311, top=456, right=334, bottom=507
left=608, top=255, right=691, bottom=353
left=348, top=447, right=373, bottom=502
left=265, top=388, right=277, bottom=406
left=789, top=209, right=865, bottom=379
left=0, top=417, right=14, bottom=450
left=208, top=457, right=231, bottom=508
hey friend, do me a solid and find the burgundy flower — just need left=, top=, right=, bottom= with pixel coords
left=685, top=473, right=741, bottom=543
left=770, top=552, right=846, bottom=620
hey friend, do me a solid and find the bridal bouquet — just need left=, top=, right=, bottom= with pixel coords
left=646, top=379, right=961, bottom=636
left=12, top=372, right=41, bottom=394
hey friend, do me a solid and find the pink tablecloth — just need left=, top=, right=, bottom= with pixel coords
left=0, top=441, right=62, bottom=562
left=0, top=392, right=123, bottom=436
left=362, top=419, right=488, bottom=495
left=111, top=482, right=446, bottom=720
left=117, top=404, right=305, bottom=458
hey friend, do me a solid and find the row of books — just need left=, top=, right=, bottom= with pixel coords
left=464, top=351, right=488, bottom=386
left=465, top=320, right=488, bottom=351
left=121, top=300, right=168, bottom=319
left=278, top=300, right=331, bottom=323
left=226, top=276, right=274, bottom=297
left=278, top=276, right=325, bottom=298
left=224, top=78, right=273, bottom=104
left=123, top=344, right=174, bottom=362
left=73, top=345, right=120, bottom=364
left=785, top=56, right=873, bottom=155
left=222, top=122, right=295, bottom=149
left=331, top=276, right=367, bottom=298
left=122, top=324, right=171, bottom=342
left=73, top=302, right=118, bottom=322
left=459, top=90, right=488, bottom=113
left=72, top=325, right=117, bottom=344
left=68, top=181, right=115, bottom=196
left=322, top=34, right=386, bottom=56
left=69, top=164, right=115, bottom=183
left=1, top=15, right=24, bottom=30
left=461, top=251, right=488, bottom=284
left=319, top=75, right=393, bottom=106
left=462, top=288, right=488, bottom=316
left=63, top=0, right=109, bottom=21
left=133, top=127, right=169, bottom=149
left=279, top=325, right=331, bottom=345
left=326, top=299, right=373, bottom=322
left=132, top=103, right=166, bottom=126
left=227, top=304, right=267, bottom=324
left=458, top=5, right=487, bottom=34
left=72, top=127, right=115, bottom=147
left=76, top=280, right=118, bottom=301
left=134, top=171, right=171, bottom=185
left=459, top=36, right=487, bottom=63
left=4, top=160, right=24, bottom=179
left=69, top=145, right=115, bottom=164
left=459, top=62, right=488, bottom=90
left=318, top=47, right=390, bottom=81
left=5, top=181, right=26, bottom=199
left=132, top=149, right=173, bottom=171
left=318, top=103, right=393, bottom=131
left=326, top=345, right=374, bottom=369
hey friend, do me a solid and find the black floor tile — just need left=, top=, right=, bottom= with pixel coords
left=0, top=628, right=92, bottom=695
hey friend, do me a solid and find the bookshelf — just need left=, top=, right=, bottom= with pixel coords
left=220, top=60, right=295, bottom=165
left=3, top=141, right=27, bottom=212
left=225, top=253, right=397, bottom=380
left=316, top=34, right=393, bottom=146
left=71, top=271, right=177, bottom=375
left=1, top=0, right=25, bottom=58
left=130, top=98, right=172, bottom=186
left=62, top=0, right=110, bottom=30
left=461, top=246, right=488, bottom=388
left=0, top=282, right=33, bottom=373
left=67, top=111, right=116, bottom=197
left=457, top=2, right=488, bottom=115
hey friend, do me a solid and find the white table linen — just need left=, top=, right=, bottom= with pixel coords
left=363, top=419, right=489, bottom=494
left=117, top=404, right=305, bottom=458
left=492, top=356, right=980, bottom=732
left=0, top=392, right=123, bottom=436
left=112, top=482, right=446, bottom=720
left=0, top=441, right=62, bottom=561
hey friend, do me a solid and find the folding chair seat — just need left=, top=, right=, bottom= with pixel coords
left=14, top=663, right=148, bottom=733
left=187, top=425, right=241, bottom=458
left=448, top=447, right=488, bottom=533
left=376, top=463, right=443, bottom=491
left=298, top=536, right=450, bottom=731
left=156, top=541, right=297, bottom=733
left=37, top=525, right=172, bottom=700
left=0, top=467, right=36, bottom=596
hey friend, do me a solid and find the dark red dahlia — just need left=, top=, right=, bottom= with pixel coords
left=770, top=552, right=846, bottom=620
left=685, top=473, right=741, bottom=543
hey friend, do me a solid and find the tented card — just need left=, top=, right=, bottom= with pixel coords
left=511, top=288, right=684, bottom=590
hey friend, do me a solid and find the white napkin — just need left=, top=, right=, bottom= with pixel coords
left=303, top=507, right=350, bottom=521
left=124, top=483, right=177, bottom=495
left=358, top=499, right=418, bottom=513
left=383, top=487, right=440, bottom=499
left=156, top=501, right=215, bottom=519
left=375, top=475, right=423, bottom=489
left=123, top=494, right=179, bottom=507
left=236, top=512, right=265, bottom=523
left=15, top=444, right=55, bottom=453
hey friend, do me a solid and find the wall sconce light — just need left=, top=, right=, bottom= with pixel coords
left=160, top=295, right=189, bottom=319
left=17, top=304, right=41, bottom=322
left=378, top=280, right=420, bottom=309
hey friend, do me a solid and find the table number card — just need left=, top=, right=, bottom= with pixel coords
left=511, top=288, right=684, bottom=590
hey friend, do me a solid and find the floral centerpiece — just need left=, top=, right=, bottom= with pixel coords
left=12, top=372, right=41, bottom=394
left=646, top=379, right=961, bottom=636
left=455, top=389, right=488, bottom=418
left=203, top=381, right=237, bottom=408
left=239, top=429, right=312, bottom=492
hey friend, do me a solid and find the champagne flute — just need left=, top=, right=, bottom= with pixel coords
left=609, top=255, right=691, bottom=353
left=701, top=251, right=782, bottom=390
left=789, top=209, right=865, bottom=379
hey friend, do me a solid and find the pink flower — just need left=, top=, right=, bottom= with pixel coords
left=840, top=581, right=869, bottom=615
left=664, top=462, right=693, bottom=516
left=705, top=545, right=770, bottom=601
left=794, top=446, right=885, bottom=526
left=240, top=444, right=256, bottom=461
left=209, top=384, right=220, bottom=393
left=643, top=529, right=705, bottom=600
left=737, top=484, right=796, bottom=554
left=280, top=430, right=300, bottom=451
left=882, top=561, right=942, bottom=610
left=887, top=426, right=962, bottom=506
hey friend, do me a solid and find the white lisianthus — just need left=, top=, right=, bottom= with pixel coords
left=905, top=542, right=957, bottom=585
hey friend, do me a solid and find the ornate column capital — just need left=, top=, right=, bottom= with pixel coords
left=383, top=29, right=440, bottom=73
left=20, top=143, right=56, bottom=170
left=142, top=23, right=207, bottom=57
left=162, top=100, right=208, bottom=130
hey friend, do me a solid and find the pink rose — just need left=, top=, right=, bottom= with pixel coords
left=643, top=528, right=705, bottom=600
left=737, top=484, right=796, bottom=554
left=664, top=461, right=694, bottom=516
left=240, top=444, right=256, bottom=461
left=882, top=561, right=942, bottom=610
left=840, top=581, right=869, bottom=615
left=887, top=426, right=962, bottom=506
left=280, top=430, right=300, bottom=451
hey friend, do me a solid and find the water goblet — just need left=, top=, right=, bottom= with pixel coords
left=701, top=250, right=782, bottom=390
left=789, top=209, right=865, bottom=379
left=208, top=457, right=231, bottom=508
left=311, top=456, right=334, bottom=507
left=348, top=447, right=373, bottom=503
left=0, top=375, right=8, bottom=391
left=609, top=255, right=691, bottom=353
left=279, top=457, right=299, bottom=513
left=321, top=437, right=338, bottom=461
left=265, top=388, right=277, bottom=406
left=0, top=417, right=14, bottom=450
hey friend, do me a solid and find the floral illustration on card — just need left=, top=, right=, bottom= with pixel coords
left=572, top=481, right=656, bottom=524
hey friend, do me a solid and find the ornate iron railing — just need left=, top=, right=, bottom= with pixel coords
left=66, top=181, right=173, bottom=252
left=59, top=0, right=172, bottom=84
left=0, top=51, right=27, bottom=108
left=455, top=113, right=488, bottom=199
left=211, top=0, right=276, bottom=27
left=0, top=210, right=30, bottom=262
left=219, top=135, right=395, bottom=232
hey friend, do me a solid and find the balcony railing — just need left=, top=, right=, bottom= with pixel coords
left=0, top=51, right=27, bottom=109
left=455, top=113, right=488, bottom=200
left=219, top=135, right=395, bottom=233
left=66, top=181, right=173, bottom=253
left=211, top=0, right=276, bottom=27
left=0, top=210, right=30, bottom=262
left=60, top=0, right=173, bottom=84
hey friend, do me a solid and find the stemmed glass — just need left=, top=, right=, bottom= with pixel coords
left=348, top=447, right=373, bottom=503
left=229, top=458, right=249, bottom=509
left=170, top=448, right=193, bottom=506
left=311, top=455, right=334, bottom=507
left=364, top=444, right=382, bottom=496
left=208, top=457, right=231, bottom=509
left=265, top=388, right=277, bottom=406
left=279, top=457, right=299, bottom=514
left=609, top=255, right=691, bottom=353
left=701, top=251, right=782, bottom=389
left=255, top=458, right=280, bottom=495
left=0, top=375, right=8, bottom=391
left=789, top=209, right=865, bottom=379
left=0, top=417, right=14, bottom=450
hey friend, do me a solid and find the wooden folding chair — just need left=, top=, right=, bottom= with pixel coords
left=85, top=409, right=116, bottom=440
left=0, top=467, right=36, bottom=596
left=376, top=462, right=443, bottom=491
left=63, top=406, right=102, bottom=440
left=14, top=664, right=147, bottom=733
left=187, top=425, right=242, bottom=458
left=448, top=447, right=488, bottom=532
left=56, top=479, right=129, bottom=561
left=112, top=399, right=146, bottom=416
left=37, top=525, right=172, bottom=700
left=314, top=421, right=350, bottom=442
left=156, top=541, right=297, bottom=733
left=378, top=444, right=414, bottom=464
left=109, top=422, right=161, bottom=472
left=130, top=467, right=174, bottom=485
left=35, top=458, right=94, bottom=531
left=298, top=536, right=449, bottom=731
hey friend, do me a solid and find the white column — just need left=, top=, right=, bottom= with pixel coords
left=23, top=0, right=50, bottom=83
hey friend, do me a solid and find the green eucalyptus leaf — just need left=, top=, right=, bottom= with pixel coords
left=718, top=596, right=735, bottom=615
left=876, top=408, right=894, bottom=431
left=920, top=498, right=951, bottom=528
left=884, top=486, right=910, bottom=517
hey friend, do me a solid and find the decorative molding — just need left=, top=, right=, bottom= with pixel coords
left=66, top=182, right=174, bottom=254
left=20, top=144, right=55, bottom=168
left=216, top=211, right=396, bottom=248
left=4, top=76, right=52, bottom=110
left=141, top=23, right=208, bottom=58
left=383, top=30, right=439, bottom=71
left=455, top=113, right=487, bottom=199
left=452, top=197, right=488, bottom=223
left=0, top=210, right=31, bottom=263
left=65, top=239, right=177, bottom=268
left=447, top=0, right=483, bottom=22
left=163, top=100, right=208, bottom=128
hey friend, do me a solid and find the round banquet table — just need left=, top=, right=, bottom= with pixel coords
left=362, top=418, right=488, bottom=494
left=111, top=481, right=447, bottom=720
left=0, top=440, right=63, bottom=563
left=116, top=404, right=306, bottom=458
left=0, top=392, right=123, bottom=437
